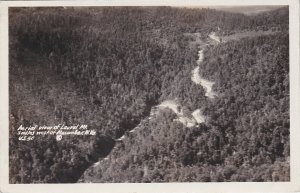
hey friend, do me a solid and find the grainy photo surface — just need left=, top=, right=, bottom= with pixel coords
left=9, top=6, right=289, bottom=183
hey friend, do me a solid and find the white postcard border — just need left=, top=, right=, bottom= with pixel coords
left=0, top=0, right=299, bottom=193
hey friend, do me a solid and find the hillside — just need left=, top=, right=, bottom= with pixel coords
left=80, top=32, right=289, bottom=182
left=9, top=6, right=289, bottom=183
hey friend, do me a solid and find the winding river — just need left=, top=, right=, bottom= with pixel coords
left=85, top=32, right=220, bottom=176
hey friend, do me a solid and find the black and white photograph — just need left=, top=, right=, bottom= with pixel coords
left=1, top=0, right=300, bottom=192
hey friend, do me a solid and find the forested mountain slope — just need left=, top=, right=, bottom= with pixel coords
left=81, top=33, right=289, bottom=182
left=9, top=6, right=289, bottom=183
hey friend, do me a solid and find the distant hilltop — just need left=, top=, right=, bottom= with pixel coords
left=176, top=5, right=286, bottom=16
left=204, top=6, right=286, bottom=16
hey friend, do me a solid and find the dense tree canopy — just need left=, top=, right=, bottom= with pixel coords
left=9, top=6, right=289, bottom=183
